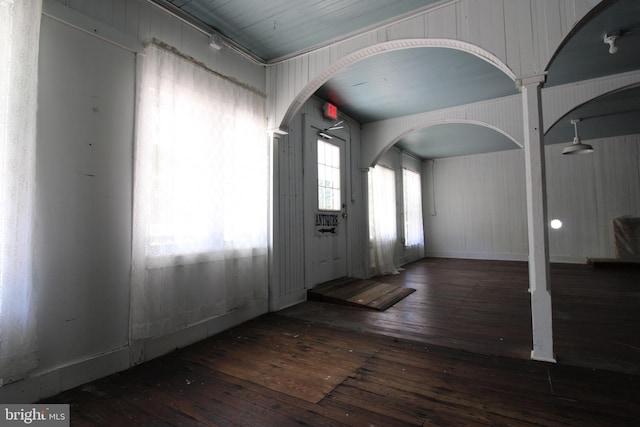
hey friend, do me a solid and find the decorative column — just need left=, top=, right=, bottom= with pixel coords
left=518, top=74, right=556, bottom=363
left=267, top=129, right=286, bottom=312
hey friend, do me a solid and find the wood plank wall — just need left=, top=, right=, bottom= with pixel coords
left=49, top=0, right=264, bottom=89
left=423, top=134, right=640, bottom=262
left=267, top=0, right=601, bottom=129
left=272, top=96, right=366, bottom=309
left=0, top=0, right=270, bottom=404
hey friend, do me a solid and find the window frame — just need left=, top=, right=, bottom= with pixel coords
left=316, top=138, right=342, bottom=212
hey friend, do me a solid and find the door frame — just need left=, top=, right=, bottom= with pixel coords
left=302, top=114, right=353, bottom=289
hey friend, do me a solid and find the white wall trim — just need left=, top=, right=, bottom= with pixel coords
left=361, top=94, right=523, bottom=167
left=549, top=256, right=589, bottom=264
left=277, top=38, right=516, bottom=130
left=424, top=253, right=589, bottom=265
left=267, top=1, right=599, bottom=132
left=42, top=0, right=143, bottom=53
left=424, top=251, right=528, bottom=262
left=542, top=69, right=640, bottom=133
left=0, top=301, right=267, bottom=403
left=270, top=289, right=308, bottom=312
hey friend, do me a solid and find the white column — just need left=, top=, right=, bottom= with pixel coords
left=267, top=130, right=286, bottom=311
left=518, top=74, right=556, bottom=363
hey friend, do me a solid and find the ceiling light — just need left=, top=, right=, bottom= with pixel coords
left=562, top=119, right=593, bottom=155
left=318, top=131, right=333, bottom=139
left=604, top=32, right=619, bottom=54
left=550, top=219, right=563, bottom=230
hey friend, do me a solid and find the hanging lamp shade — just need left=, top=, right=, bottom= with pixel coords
left=562, top=119, right=593, bottom=155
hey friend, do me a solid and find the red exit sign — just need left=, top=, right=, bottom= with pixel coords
left=323, top=102, right=338, bottom=120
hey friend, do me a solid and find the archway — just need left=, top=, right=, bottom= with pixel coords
left=276, top=39, right=517, bottom=132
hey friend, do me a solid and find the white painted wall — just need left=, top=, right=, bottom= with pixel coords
left=423, top=148, right=529, bottom=261
left=46, top=0, right=265, bottom=92
left=0, top=0, right=267, bottom=403
left=266, top=0, right=601, bottom=131
left=35, top=13, right=134, bottom=380
left=546, top=135, right=640, bottom=261
left=422, top=135, right=640, bottom=262
left=271, top=96, right=365, bottom=309
left=3, top=0, right=634, bottom=404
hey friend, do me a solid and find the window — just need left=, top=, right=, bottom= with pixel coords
left=317, top=139, right=341, bottom=211
left=130, top=42, right=268, bottom=339
left=134, top=43, right=268, bottom=258
left=369, top=165, right=399, bottom=275
left=403, top=168, right=425, bottom=257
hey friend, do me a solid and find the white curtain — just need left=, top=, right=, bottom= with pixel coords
left=131, top=42, right=268, bottom=339
left=368, top=165, right=400, bottom=275
left=403, top=168, right=425, bottom=261
left=0, top=0, right=41, bottom=384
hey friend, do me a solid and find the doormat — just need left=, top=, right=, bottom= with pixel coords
left=308, top=277, right=416, bottom=311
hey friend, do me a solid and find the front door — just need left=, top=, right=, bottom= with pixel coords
left=304, top=116, right=348, bottom=287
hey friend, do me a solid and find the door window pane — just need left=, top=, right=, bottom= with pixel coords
left=317, top=140, right=341, bottom=211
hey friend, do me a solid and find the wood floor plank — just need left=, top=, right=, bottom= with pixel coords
left=324, top=382, right=427, bottom=425
left=317, top=394, right=424, bottom=426
left=173, top=316, right=380, bottom=404
left=181, top=368, right=347, bottom=427
left=39, top=258, right=640, bottom=426
left=350, top=357, right=627, bottom=427
left=130, top=360, right=307, bottom=427
left=309, top=278, right=415, bottom=310
left=367, top=287, right=416, bottom=310
left=345, top=282, right=396, bottom=303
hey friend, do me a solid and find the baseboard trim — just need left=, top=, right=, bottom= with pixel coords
left=271, top=289, right=307, bottom=311
left=531, top=350, right=557, bottom=364
left=425, top=251, right=528, bottom=262
left=0, top=301, right=268, bottom=403
left=425, top=252, right=590, bottom=265
left=0, top=347, right=130, bottom=404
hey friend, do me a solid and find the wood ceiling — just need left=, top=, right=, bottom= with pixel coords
left=154, top=0, right=640, bottom=160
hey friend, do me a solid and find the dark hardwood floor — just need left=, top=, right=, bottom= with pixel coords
left=43, top=258, right=640, bottom=426
left=285, top=258, right=640, bottom=375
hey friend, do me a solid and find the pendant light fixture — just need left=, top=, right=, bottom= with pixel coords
left=562, top=119, right=593, bottom=155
